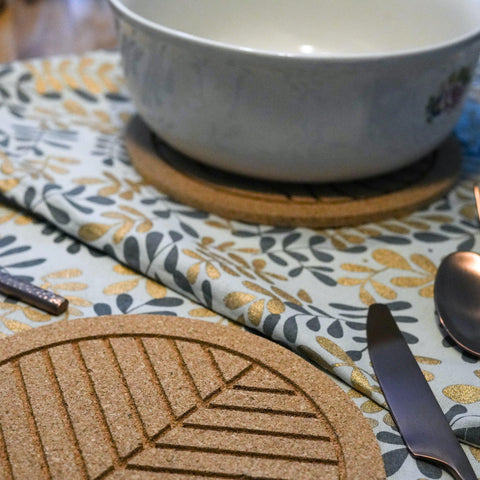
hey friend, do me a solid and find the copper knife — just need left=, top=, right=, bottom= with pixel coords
left=367, top=303, right=476, bottom=480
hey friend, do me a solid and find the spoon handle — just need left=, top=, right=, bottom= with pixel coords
left=0, top=271, right=68, bottom=315
left=474, top=183, right=480, bottom=223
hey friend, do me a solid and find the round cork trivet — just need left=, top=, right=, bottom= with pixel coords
left=0, top=314, right=385, bottom=479
left=126, top=115, right=461, bottom=227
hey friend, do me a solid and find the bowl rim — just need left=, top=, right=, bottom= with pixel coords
left=108, top=0, right=480, bottom=62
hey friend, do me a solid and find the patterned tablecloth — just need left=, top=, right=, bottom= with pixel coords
left=1, top=50, right=480, bottom=479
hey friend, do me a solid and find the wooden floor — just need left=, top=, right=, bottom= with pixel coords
left=0, top=0, right=118, bottom=63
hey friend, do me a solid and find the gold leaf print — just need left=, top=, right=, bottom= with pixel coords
left=248, top=299, right=265, bottom=325
left=42, top=59, right=63, bottom=90
left=402, top=219, right=429, bottom=230
left=119, top=206, right=152, bottom=233
left=93, top=110, right=112, bottom=124
left=243, top=281, right=273, bottom=298
left=0, top=178, right=20, bottom=192
left=26, top=63, right=47, bottom=94
left=47, top=164, right=69, bottom=175
left=372, top=249, right=411, bottom=270
left=205, top=219, right=232, bottom=230
left=113, top=264, right=136, bottom=275
left=102, top=209, right=151, bottom=243
left=370, top=280, right=397, bottom=300
left=266, top=297, right=285, bottom=314
left=360, top=286, right=376, bottom=306
left=98, top=62, right=118, bottom=92
left=391, top=276, right=430, bottom=287
left=63, top=99, right=87, bottom=116
left=316, top=337, right=354, bottom=365
left=341, top=264, right=376, bottom=273
left=351, top=368, right=372, bottom=396
left=79, top=223, right=111, bottom=241
left=113, top=222, right=134, bottom=244
left=383, top=413, right=396, bottom=428
left=45, top=269, right=82, bottom=279
left=347, top=388, right=364, bottom=399
left=297, top=345, right=333, bottom=373
left=26, top=60, right=62, bottom=93
left=217, top=241, right=235, bottom=250
left=415, top=356, right=441, bottom=365
left=23, top=307, right=51, bottom=323
left=3, top=319, right=32, bottom=333
left=73, top=177, right=103, bottom=186
left=206, top=263, right=221, bottom=279
left=252, top=260, right=287, bottom=283
left=252, top=259, right=266, bottom=270
left=366, top=418, right=379, bottom=429
left=443, top=384, right=480, bottom=404
left=419, top=284, right=434, bottom=297
left=422, top=214, right=452, bottom=223
left=200, top=237, right=215, bottom=247
left=103, top=279, right=140, bottom=295
left=410, top=253, right=437, bottom=275
left=188, top=308, right=218, bottom=318
left=331, top=237, right=349, bottom=250
left=79, top=57, right=102, bottom=94
left=183, top=249, right=203, bottom=260
left=461, top=204, right=477, bottom=220
left=378, top=222, right=410, bottom=234
left=469, top=445, right=480, bottom=463
left=59, top=58, right=78, bottom=89
left=119, top=205, right=141, bottom=216
left=15, top=214, right=34, bottom=225
left=297, top=289, right=312, bottom=303
left=99, top=183, right=121, bottom=197
left=338, top=277, right=365, bottom=286
left=65, top=296, right=92, bottom=307
left=357, top=226, right=382, bottom=237
left=0, top=151, right=14, bottom=174
left=361, top=400, right=383, bottom=414
left=48, top=282, right=88, bottom=291
left=54, top=156, right=79, bottom=165
left=224, top=292, right=256, bottom=310
left=338, top=232, right=365, bottom=244
left=271, top=287, right=301, bottom=306
left=146, top=280, right=167, bottom=299
left=187, top=263, right=201, bottom=284
left=422, top=370, right=434, bottom=382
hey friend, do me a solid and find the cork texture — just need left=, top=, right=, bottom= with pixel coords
left=126, top=116, right=461, bottom=228
left=0, top=314, right=386, bottom=479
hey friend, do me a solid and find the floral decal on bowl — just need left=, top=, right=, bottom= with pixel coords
left=426, top=67, right=471, bottom=123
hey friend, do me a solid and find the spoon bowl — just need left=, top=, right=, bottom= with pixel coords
left=434, top=251, right=480, bottom=356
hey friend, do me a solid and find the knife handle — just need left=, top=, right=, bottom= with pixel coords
left=0, top=271, right=68, bottom=315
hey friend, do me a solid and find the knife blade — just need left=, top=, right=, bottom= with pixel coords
left=367, top=303, right=476, bottom=480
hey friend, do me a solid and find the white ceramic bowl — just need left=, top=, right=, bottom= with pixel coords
left=109, top=0, right=480, bottom=182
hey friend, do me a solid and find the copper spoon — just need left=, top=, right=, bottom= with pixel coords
left=435, top=251, right=480, bottom=356
left=433, top=184, right=480, bottom=356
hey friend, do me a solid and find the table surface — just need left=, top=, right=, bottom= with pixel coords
left=0, top=0, right=117, bottom=62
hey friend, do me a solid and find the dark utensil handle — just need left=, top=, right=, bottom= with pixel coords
left=0, top=271, right=68, bottom=315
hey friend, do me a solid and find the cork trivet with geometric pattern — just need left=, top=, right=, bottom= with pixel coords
left=0, top=314, right=385, bottom=479
left=126, top=116, right=462, bottom=228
